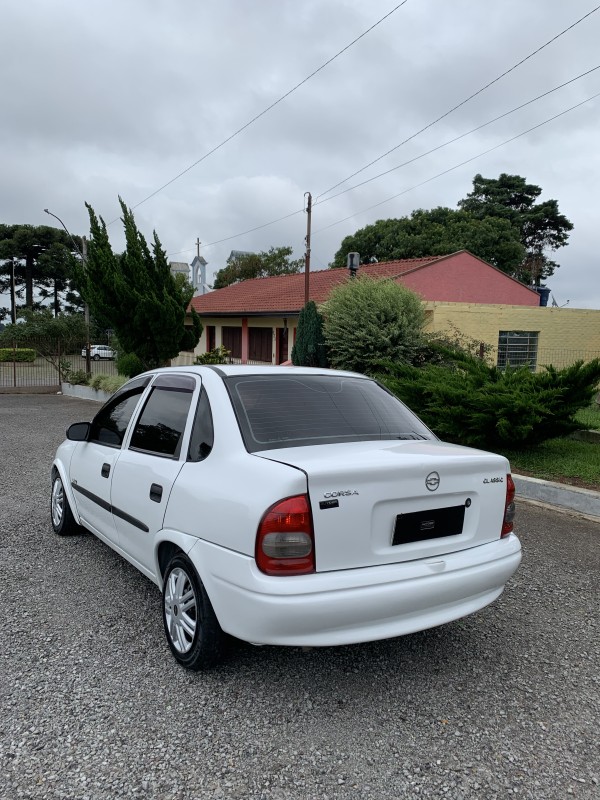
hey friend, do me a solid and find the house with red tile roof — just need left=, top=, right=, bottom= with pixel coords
left=184, top=250, right=548, bottom=365
left=177, top=250, right=600, bottom=370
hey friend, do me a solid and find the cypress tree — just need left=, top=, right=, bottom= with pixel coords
left=79, top=199, right=201, bottom=369
left=292, top=301, right=328, bottom=367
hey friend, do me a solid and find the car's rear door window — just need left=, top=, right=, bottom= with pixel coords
left=225, top=374, right=433, bottom=451
left=129, top=375, right=195, bottom=458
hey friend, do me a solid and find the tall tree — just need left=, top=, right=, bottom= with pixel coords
left=78, top=199, right=202, bottom=369
left=332, top=208, right=525, bottom=273
left=0, top=224, right=83, bottom=319
left=291, top=301, right=328, bottom=367
left=458, top=173, right=573, bottom=284
left=212, top=246, right=303, bottom=290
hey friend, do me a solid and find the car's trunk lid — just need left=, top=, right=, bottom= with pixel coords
left=258, top=440, right=510, bottom=572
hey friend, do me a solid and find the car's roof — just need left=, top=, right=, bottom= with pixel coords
left=143, top=365, right=366, bottom=380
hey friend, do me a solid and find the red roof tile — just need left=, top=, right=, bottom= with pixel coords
left=190, top=257, right=441, bottom=315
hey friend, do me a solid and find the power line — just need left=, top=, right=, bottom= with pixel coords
left=311, top=92, right=600, bottom=235
left=162, top=5, right=599, bottom=259
left=204, top=207, right=305, bottom=248
left=117, top=1, right=409, bottom=224
left=316, top=3, right=600, bottom=200
left=168, top=65, right=599, bottom=257
left=167, top=207, right=306, bottom=257
left=315, top=64, right=600, bottom=205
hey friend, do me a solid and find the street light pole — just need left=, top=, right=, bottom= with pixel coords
left=43, top=208, right=91, bottom=374
left=10, top=256, right=17, bottom=325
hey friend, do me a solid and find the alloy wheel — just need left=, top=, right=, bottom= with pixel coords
left=164, top=567, right=198, bottom=653
left=51, top=477, right=64, bottom=529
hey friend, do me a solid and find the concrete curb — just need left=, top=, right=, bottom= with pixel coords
left=60, top=383, right=112, bottom=402
left=514, top=474, right=600, bottom=521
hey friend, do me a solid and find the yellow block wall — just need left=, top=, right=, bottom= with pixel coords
left=426, top=303, right=600, bottom=367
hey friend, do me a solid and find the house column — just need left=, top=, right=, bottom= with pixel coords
left=241, top=317, right=249, bottom=364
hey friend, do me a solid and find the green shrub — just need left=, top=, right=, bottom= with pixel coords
left=413, top=325, right=494, bottom=367
left=292, top=301, right=328, bottom=367
left=86, top=374, right=127, bottom=393
left=116, top=352, right=145, bottom=377
left=323, top=277, right=425, bottom=373
left=65, top=369, right=89, bottom=385
left=97, top=375, right=127, bottom=393
left=377, top=352, right=600, bottom=449
left=0, top=348, right=36, bottom=363
left=88, top=373, right=105, bottom=390
left=195, top=346, right=230, bottom=365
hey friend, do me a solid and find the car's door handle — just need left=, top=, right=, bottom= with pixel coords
left=150, top=483, right=163, bottom=503
left=101, top=463, right=110, bottom=478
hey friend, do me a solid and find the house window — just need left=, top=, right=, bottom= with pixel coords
left=497, top=331, right=539, bottom=371
left=222, top=326, right=242, bottom=359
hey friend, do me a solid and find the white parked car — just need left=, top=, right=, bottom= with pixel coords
left=51, top=366, right=521, bottom=670
left=81, top=344, right=116, bottom=361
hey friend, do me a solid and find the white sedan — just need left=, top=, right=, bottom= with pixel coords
left=51, top=366, right=521, bottom=670
left=80, top=344, right=116, bottom=360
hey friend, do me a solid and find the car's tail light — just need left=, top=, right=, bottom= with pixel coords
left=501, top=474, right=516, bottom=537
left=256, top=494, right=315, bottom=575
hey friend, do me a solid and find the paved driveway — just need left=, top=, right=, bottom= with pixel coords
left=1, top=394, right=598, bottom=799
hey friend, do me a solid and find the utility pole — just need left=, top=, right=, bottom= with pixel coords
left=304, top=192, right=312, bottom=306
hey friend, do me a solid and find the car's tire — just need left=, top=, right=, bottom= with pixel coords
left=92, top=354, right=100, bottom=361
left=162, top=553, right=226, bottom=670
left=51, top=473, right=80, bottom=536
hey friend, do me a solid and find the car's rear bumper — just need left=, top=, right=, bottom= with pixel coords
left=189, top=534, right=522, bottom=646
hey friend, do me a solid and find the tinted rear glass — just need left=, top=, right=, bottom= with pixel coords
left=129, top=387, right=194, bottom=458
left=225, top=374, right=433, bottom=452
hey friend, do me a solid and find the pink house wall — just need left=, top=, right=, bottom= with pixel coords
left=400, top=252, right=540, bottom=306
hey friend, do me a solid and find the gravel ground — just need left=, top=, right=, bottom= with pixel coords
left=1, top=394, right=598, bottom=800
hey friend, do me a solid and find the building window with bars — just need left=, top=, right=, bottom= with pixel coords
left=497, top=331, right=539, bottom=371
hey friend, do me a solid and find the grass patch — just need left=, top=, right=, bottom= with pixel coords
left=498, top=437, right=600, bottom=491
left=575, top=404, right=600, bottom=430
left=497, top=402, right=600, bottom=490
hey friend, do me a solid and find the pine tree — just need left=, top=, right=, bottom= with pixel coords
left=78, top=199, right=201, bottom=369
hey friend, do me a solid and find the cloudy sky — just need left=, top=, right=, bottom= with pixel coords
left=3, top=0, right=599, bottom=307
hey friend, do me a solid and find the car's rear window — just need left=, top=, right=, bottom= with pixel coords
left=224, top=374, right=434, bottom=452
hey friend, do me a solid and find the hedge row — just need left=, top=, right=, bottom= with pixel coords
left=0, top=348, right=36, bottom=363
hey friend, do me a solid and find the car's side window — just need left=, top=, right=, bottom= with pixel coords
left=187, top=387, right=214, bottom=462
left=89, top=391, right=145, bottom=447
left=129, top=376, right=195, bottom=459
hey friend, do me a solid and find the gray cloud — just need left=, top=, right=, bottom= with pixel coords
left=2, top=0, right=599, bottom=309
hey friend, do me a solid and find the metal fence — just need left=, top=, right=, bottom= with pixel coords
left=2, top=339, right=598, bottom=390
left=536, top=349, right=600, bottom=370
left=0, top=339, right=118, bottom=389
left=495, top=345, right=600, bottom=372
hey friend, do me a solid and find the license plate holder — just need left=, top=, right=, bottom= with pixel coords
left=392, top=504, right=465, bottom=546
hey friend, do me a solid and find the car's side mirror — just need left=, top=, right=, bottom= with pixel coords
left=67, top=422, right=91, bottom=441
